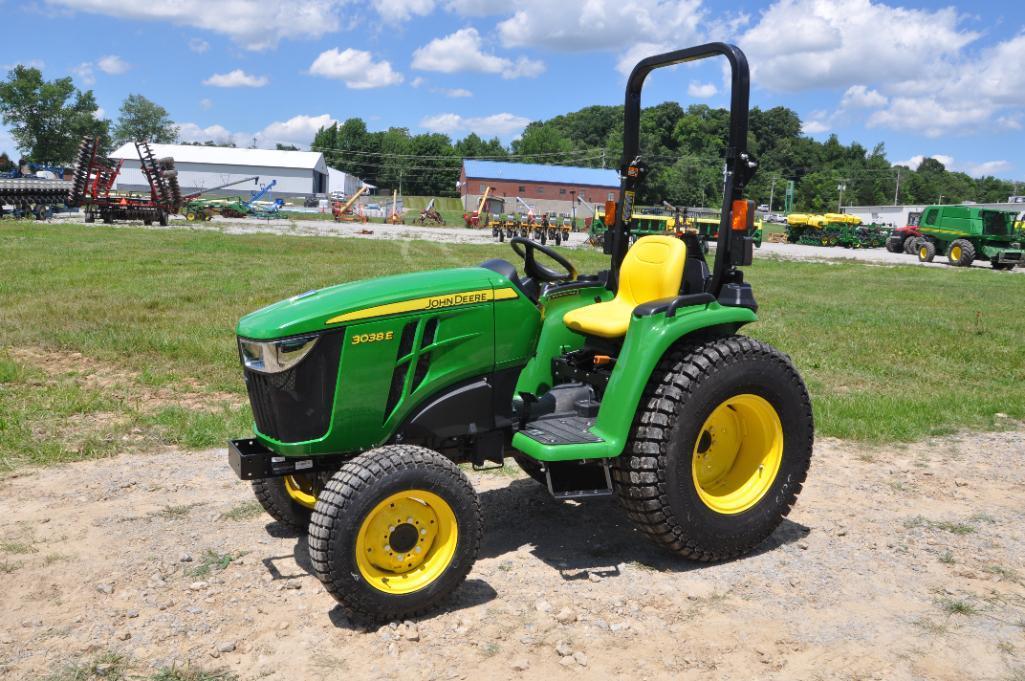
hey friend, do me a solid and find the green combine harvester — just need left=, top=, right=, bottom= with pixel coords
left=228, top=43, right=814, bottom=622
left=911, top=204, right=1024, bottom=269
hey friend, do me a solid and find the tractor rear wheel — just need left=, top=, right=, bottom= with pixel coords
left=885, top=236, right=903, bottom=253
left=947, top=239, right=975, bottom=267
left=612, top=336, right=813, bottom=561
left=252, top=473, right=317, bottom=533
left=904, top=237, right=920, bottom=255
left=917, top=240, right=936, bottom=262
left=309, top=445, right=482, bottom=622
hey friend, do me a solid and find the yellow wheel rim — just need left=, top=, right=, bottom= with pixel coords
left=951, top=245, right=962, bottom=261
left=692, top=394, right=784, bottom=515
left=920, top=246, right=928, bottom=259
left=355, top=489, right=458, bottom=595
left=284, top=474, right=318, bottom=509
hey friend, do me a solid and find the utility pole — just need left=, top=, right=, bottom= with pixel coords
left=938, top=194, right=943, bottom=205
left=768, top=176, right=777, bottom=212
left=837, top=182, right=847, bottom=212
left=894, top=168, right=901, bottom=206
left=601, top=149, right=606, bottom=169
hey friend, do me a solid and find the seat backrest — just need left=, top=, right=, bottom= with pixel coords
left=618, top=235, right=687, bottom=306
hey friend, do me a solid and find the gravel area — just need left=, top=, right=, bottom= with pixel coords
left=40, top=213, right=1022, bottom=273
left=2, top=427, right=1025, bottom=680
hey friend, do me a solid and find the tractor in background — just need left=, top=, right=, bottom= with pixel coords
left=885, top=211, right=923, bottom=254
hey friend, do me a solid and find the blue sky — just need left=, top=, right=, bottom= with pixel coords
left=1, top=0, right=1023, bottom=180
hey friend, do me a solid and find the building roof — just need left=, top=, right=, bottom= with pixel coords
left=463, top=160, right=619, bottom=188
left=109, top=143, right=326, bottom=171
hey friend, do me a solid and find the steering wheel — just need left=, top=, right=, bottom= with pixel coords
left=510, top=237, right=577, bottom=283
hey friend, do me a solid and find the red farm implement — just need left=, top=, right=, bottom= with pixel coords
left=68, top=138, right=182, bottom=225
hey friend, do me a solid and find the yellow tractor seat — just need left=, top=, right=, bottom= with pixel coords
left=563, top=235, right=687, bottom=338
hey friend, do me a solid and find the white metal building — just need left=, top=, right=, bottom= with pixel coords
left=109, top=144, right=329, bottom=198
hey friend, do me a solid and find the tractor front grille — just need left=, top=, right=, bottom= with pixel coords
left=243, top=331, right=343, bottom=443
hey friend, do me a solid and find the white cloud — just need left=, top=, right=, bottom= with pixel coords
left=895, top=154, right=1010, bottom=178
left=738, top=0, right=978, bottom=92
left=895, top=155, right=954, bottom=171
left=442, top=0, right=508, bottom=15
left=497, top=0, right=703, bottom=54
left=71, top=62, right=95, bottom=85
left=615, top=42, right=670, bottom=77
left=869, top=32, right=1025, bottom=137
left=199, top=98, right=213, bottom=110
left=802, top=120, right=830, bottom=135
left=963, top=160, right=1012, bottom=178
left=188, top=38, right=209, bottom=54
left=203, top=70, right=269, bottom=88
left=840, top=84, right=886, bottom=109
left=412, top=28, right=544, bottom=79
left=436, top=87, right=472, bottom=98
left=372, top=0, right=435, bottom=21
left=1, top=59, right=45, bottom=72
left=176, top=122, right=239, bottom=146
left=687, top=81, right=718, bottom=98
left=421, top=112, right=530, bottom=138
left=43, top=0, right=346, bottom=50
left=867, top=97, right=990, bottom=138
left=410, top=77, right=426, bottom=88
left=309, top=48, right=404, bottom=89
left=262, top=114, right=338, bottom=145
left=97, top=54, right=129, bottom=75
left=93, top=107, right=106, bottom=120
left=176, top=113, right=338, bottom=148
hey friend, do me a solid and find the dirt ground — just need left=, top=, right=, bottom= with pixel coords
left=2, top=427, right=1024, bottom=681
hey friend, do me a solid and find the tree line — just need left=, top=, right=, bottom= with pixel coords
left=313, top=105, right=1020, bottom=208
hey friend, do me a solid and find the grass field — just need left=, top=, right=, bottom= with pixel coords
left=1, top=221, right=1023, bottom=470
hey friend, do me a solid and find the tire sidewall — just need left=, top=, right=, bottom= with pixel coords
left=662, top=353, right=812, bottom=552
left=318, top=459, right=480, bottom=616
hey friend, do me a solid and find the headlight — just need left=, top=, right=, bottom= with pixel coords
left=239, top=335, right=319, bottom=373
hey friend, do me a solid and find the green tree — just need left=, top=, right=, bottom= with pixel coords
left=275, top=143, right=300, bottom=151
left=0, top=65, right=110, bottom=163
left=112, top=94, right=177, bottom=145
left=454, top=133, right=507, bottom=160
left=0, top=151, right=13, bottom=172
left=511, top=123, right=573, bottom=158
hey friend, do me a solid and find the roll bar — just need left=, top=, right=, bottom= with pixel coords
left=610, top=43, right=757, bottom=296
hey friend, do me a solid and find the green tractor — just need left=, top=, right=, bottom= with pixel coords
left=912, top=204, right=1024, bottom=270
left=229, top=43, right=814, bottom=622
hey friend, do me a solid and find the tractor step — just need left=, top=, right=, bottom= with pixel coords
left=520, top=415, right=603, bottom=446
left=544, top=460, right=613, bottom=500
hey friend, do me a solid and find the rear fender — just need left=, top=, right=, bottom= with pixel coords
left=513, top=302, right=756, bottom=462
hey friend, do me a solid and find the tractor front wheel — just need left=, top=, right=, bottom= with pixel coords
left=309, top=445, right=482, bottom=622
left=613, top=336, right=813, bottom=561
left=252, top=473, right=318, bottom=533
left=904, top=237, right=920, bottom=255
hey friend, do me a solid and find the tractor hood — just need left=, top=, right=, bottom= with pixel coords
left=236, top=267, right=509, bottom=339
